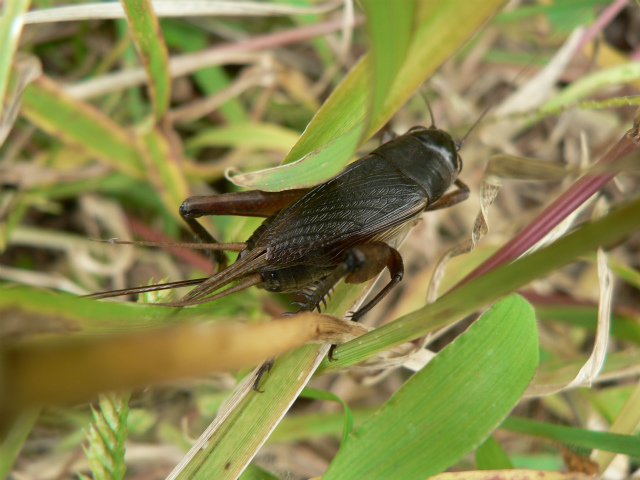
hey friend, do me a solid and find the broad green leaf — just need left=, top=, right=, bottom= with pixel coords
left=323, top=295, right=538, bottom=479
left=122, top=0, right=171, bottom=120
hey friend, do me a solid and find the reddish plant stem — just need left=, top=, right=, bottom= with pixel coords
left=456, top=123, right=640, bottom=289
left=127, top=217, right=214, bottom=274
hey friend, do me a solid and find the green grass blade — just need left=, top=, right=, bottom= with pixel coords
left=186, top=123, right=300, bottom=154
left=0, top=285, right=183, bottom=332
left=361, top=0, right=415, bottom=127
left=228, top=123, right=364, bottom=190
left=317, top=195, right=640, bottom=374
left=20, top=77, right=146, bottom=178
left=540, top=62, right=640, bottom=114
left=0, top=0, right=30, bottom=125
left=501, top=416, right=640, bottom=458
left=475, top=435, right=514, bottom=470
left=593, top=379, right=640, bottom=471
left=139, top=126, right=190, bottom=222
left=300, top=387, right=354, bottom=448
left=230, top=0, right=508, bottom=190
left=238, top=464, right=281, bottom=480
left=323, top=294, right=538, bottom=479
left=268, top=408, right=378, bottom=444
left=0, top=408, right=40, bottom=478
left=534, top=302, right=640, bottom=346
left=161, top=19, right=248, bottom=123
left=121, top=0, right=171, bottom=120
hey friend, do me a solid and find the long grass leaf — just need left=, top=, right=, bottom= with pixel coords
left=121, top=0, right=171, bottom=120
left=0, top=0, right=30, bottom=125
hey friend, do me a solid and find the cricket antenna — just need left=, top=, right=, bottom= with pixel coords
left=456, top=104, right=491, bottom=151
left=418, top=90, right=436, bottom=128
left=456, top=53, right=539, bottom=151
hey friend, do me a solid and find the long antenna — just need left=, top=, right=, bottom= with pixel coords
left=418, top=90, right=436, bottom=128
left=457, top=53, right=539, bottom=151
left=457, top=104, right=491, bottom=150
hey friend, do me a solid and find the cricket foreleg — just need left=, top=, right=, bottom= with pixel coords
left=424, top=179, right=470, bottom=211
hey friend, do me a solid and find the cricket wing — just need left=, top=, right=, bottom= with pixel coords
left=255, top=155, right=427, bottom=266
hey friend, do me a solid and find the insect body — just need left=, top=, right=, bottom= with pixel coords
left=92, top=126, right=469, bottom=321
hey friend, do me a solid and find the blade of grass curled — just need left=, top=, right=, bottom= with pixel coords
left=284, top=0, right=509, bottom=163
left=230, top=0, right=508, bottom=190
left=317, top=194, right=640, bottom=374
left=233, top=0, right=417, bottom=190
left=20, top=76, right=146, bottom=178
left=0, top=0, right=30, bottom=123
left=456, top=125, right=640, bottom=288
left=121, top=0, right=171, bottom=120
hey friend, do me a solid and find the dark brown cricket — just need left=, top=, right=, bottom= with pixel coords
left=90, top=125, right=469, bottom=322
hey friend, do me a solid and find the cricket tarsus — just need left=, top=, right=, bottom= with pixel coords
left=253, top=358, right=274, bottom=392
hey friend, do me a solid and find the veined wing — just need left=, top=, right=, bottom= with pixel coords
left=256, top=155, right=427, bottom=267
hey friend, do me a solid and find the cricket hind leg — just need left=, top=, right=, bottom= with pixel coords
left=292, top=241, right=404, bottom=319
left=289, top=242, right=404, bottom=361
left=179, top=188, right=310, bottom=270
